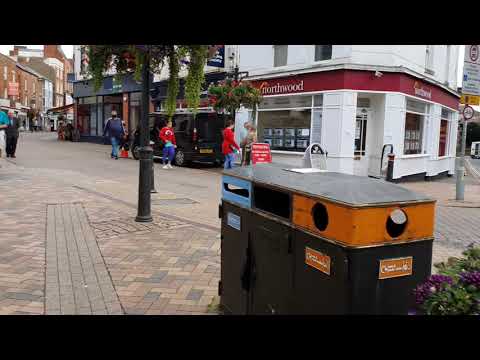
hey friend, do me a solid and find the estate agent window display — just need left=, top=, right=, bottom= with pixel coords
left=404, top=99, right=429, bottom=155
left=256, top=94, right=322, bottom=153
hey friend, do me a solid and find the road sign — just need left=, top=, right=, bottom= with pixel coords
left=463, top=105, right=474, bottom=120
left=460, top=94, right=480, bottom=106
left=463, top=45, right=480, bottom=96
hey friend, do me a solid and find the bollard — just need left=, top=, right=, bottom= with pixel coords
left=386, top=153, right=395, bottom=182
left=151, top=160, right=157, bottom=194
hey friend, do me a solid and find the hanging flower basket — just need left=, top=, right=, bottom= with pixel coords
left=208, top=79, right=262, bottom=117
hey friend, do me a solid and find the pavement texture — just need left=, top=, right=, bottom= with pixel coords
left=0, top=132, right=479, bottom=314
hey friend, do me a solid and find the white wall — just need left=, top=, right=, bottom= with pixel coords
left=237, top=45, right=459, bottom=92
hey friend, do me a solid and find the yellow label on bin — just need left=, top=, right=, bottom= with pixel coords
left=305, top=247, right=331, bottom=275
left=378, top=257, right=413, bottom=280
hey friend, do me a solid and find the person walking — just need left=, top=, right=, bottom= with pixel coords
left=240, top=122, right=257, bottom=166
left=103, top=110, right=125, bottom=160
left=159, top=120, right=176, bottom=169
left=5, top=110, right=20, bottom=158
left=0, top=110, right=9, bottom=158
left=222, top=119, right=240, bottom=170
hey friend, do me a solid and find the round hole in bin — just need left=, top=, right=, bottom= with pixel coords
left=386, top=209, right=408, bottom=238
left=312, top=203, right=329, bottom=231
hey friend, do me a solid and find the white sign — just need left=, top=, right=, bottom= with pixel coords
left=463, top=45, right=480, bottom=96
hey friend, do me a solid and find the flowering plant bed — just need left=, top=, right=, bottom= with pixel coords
left=412, top=245, right=480, bottom=315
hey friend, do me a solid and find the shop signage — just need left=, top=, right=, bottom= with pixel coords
left=207, top=45, right=225, bottom=68
left=305, top=247, right=331, bottom=275
left=378, top=257, right=413, bottom=280
left=251, top=143, right=272, bottom=164
left=8, top=82, right=19, bottom=96
left=259, top=80, right=304, bottom=95
left=413, top=81, right=432, bottom=100
left=0, top=98, right=10, bottom=107
left=463, top=45, right=480, bottom=96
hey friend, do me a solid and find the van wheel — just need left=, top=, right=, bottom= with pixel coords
left=174, top=150, right=188, bottom=167
left=132, top=145, right=140, bottom=160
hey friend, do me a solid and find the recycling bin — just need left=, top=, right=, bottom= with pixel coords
left=220, top=163, right=435, bottom=315
left=219, top=175, right=252, bottom=314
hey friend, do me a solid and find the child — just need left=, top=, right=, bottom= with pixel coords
left=159, top=120, right=177, bottom=169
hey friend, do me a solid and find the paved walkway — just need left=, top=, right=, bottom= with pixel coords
left=1, top=133, right=479, bottom=314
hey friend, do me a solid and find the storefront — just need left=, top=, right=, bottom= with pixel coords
left=73, top=74, right=144, bottom=143
left=247, top=69, right=460, bottom=181
left=151, top=71, right=227, bottom=112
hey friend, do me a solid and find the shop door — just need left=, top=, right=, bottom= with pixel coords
left=354, top=109, right=368, bottom=176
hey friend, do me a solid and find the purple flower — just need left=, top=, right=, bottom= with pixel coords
left=459, top=271, right=480, bottom=288
left=414, top=274, right=453, bottom=305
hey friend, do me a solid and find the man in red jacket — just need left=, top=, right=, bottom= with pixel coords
left=159, top=120, right=177, bottom=169
left=222, top=119, right=240, bottom=169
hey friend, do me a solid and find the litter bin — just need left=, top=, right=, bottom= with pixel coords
left=219, top=163, right=435, bottom=315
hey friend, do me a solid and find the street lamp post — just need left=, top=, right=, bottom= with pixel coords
left=135, top=49, right=153, bottom=222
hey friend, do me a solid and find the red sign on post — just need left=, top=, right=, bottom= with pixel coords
left=8, top=82, right=19, bottom=97
left=251, top=143, right=272, bottom=165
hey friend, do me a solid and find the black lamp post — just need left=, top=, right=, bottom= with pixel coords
left=135, top=47, right=153, bottom=222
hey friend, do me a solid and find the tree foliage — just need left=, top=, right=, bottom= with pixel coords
left=85, top=45, right=210, bottom=118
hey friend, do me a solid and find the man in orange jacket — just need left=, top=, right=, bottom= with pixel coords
left=222, top=119, right=240, bottom=169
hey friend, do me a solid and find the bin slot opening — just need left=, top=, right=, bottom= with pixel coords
left=253, top=185, right=290, bottom=219
left=312, top=203, right=329, bottom=231
left=224, top=183, right=250, bottom=198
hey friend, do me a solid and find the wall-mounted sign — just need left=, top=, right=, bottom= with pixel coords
left=413, top=81, right=432, bottom=100
left=207, top=45, right=225, bottom=68
left=259, top=80, right=304, bottom=95
left=8, top=82, right=19, bottom=96
left=378, top=257, right=413, bottom=280
left=305, top=247, right=331, bottom=275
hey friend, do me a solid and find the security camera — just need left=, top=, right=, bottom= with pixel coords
left=375, top=71, right=383, bottom=77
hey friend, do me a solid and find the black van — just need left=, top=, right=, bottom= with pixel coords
left=131, top=110, right=226, bottom=167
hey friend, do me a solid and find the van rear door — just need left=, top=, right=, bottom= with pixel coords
left=195, top=113, right=225, bottom=155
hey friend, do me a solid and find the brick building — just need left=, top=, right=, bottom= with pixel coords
left=0, top=53, right=19, bottom=109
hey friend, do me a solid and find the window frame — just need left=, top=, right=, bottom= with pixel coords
left=403, top=111, right=426, bottom=156
left=273, top=45, right=288, bottom=68
left=314, top=45, right=333, bottom=62
left=425, top=45, right=435, bottom=74
left=438, top=108, right=452, bottom=158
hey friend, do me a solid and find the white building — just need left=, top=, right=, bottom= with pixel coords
left=234, top=45, right=460, bottom=181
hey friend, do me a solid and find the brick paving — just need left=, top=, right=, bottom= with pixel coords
left=1, top=134, right=480, bottom=315
left=45, top=203, right=123, bottom=315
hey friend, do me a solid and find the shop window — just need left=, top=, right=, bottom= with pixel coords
left=129, top=92, right=141, bottom=133
left=257, top=109, right=311, bottom=152
left=404, top=112, right=424, bottom=155
left=439, top=108, right=451, bottom=157
left=355, top=111, right=367, bottom=156
left=90, top=104, right=97, bottom=136
left=314, top=45, right=332, bottom=61
left=273, top=45, right=288, bottom=67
